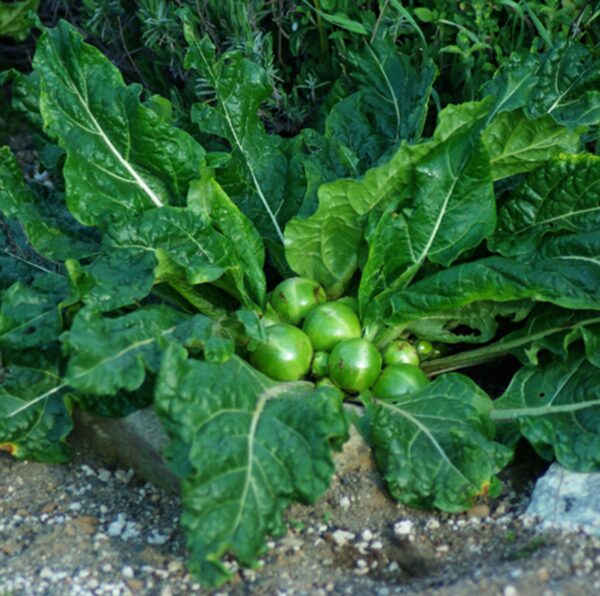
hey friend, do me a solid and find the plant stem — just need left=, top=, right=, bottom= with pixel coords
left=313, top=0, right=329, bottom=61
left=421, top=315, right=600, bottom=376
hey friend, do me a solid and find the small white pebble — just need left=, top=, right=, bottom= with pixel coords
left=147, top=530, right=170, bottom=546
left=361, top=529, right=374, bottom=542
left=370, top=540, right=383, bottom=550
left=503, top=586, right=519, bottom=596
left=356, top=559, right=368, bottom=569
left=426, top=518, right=440, bottom=531
left=121, top=566, right=134, bottom=579
left=98, top=469, right=112, bottom=482
left=393, top=520, right=413, bottom=536
left=332, top=530, right=355, bottom=547
left=339, top=496, right=351, bottom=510
left=39, top=567, right=53, bottom=580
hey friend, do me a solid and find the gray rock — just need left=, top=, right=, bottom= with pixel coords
left=526, top=463, right=600, bottom=535
left=73, top=409, right=179, bottom=493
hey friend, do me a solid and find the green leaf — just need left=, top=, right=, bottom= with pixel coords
left=422, top=305, right=600, bottom=375
left=155, top=345, right=349, bottom=586
left=0, top=218, right=53, bottom=291
left=187, top=175, right=266, bottom=309
left=0, top=0, right=38, bottom=41
left=379, top=231, right=600, bottom=326
left=285, top=142, right=427, bottom=296
left=34, top=20, right=205, bottom=227
left=360, top=124, right=495, bottom=314
left=62, top=306, right=231, bottom=396
left=490, top=154, right=600, bottom=256
left=526, top=39, right=600, bottom=127
left=481, top=52, right=539, bottom=116
left=498, top=305, right=600, bottom=366
left=281, top=126, right=360, bottom=222
left=0, top=69, right=42, bottom=128
left=66, top=204, right=264, bottom=312
left=0, top=146, right=99, bottom=260
left=0, top=351, right=71, bottom=462
left=366, top=374, right=512, bottom=512
left=65, top=246, right=156, bottom=313
left=0, top=273, right=69, bottom=351
left=347, top=37, right=435, bottom=145
left=482, top=111, right=580, bottom=180
left=184, top=26, right=287, bottom=244
left=493, top=350, right=600, bottom=471
left=319, top=11, right=369, bottom=34
left=75, top=380, right=155, bottom=419
left=405, top=300, right=532, bottom=345
left=285, top=100, right=490, bottom=298
left=323, top=93, right=382, bottom=173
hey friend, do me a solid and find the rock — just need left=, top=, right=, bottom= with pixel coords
left=526, top=463, right=600, bottom=535
left=73, top=409, right=179, bottom=493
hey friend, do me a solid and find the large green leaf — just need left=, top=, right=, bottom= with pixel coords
left=0, top=147, right=98, bottom=260
left=482, top=111, right=580, bottom=181
left=34, top=20, right=205, bottom=227
left=184, top=26, right=287, bottom=245
left=379, top=231, right=600, bottom=326
left=481, top=52, right=539, bottom=116
left=526, top=40, right=600, bottom=128
left=155, top=345, right=349, bottom=587
left=187, top=175, right=266, bottom=309
left=366, top=373, right=512, bottom=512
left=285, top=142, right=428, bottom=296
left=490, top=154, right=600, bottom=256
left=284, top=100, right=489, bottom=297
left=62, top=306, right=233, bottom=396
left=66, top=205, right=264, bottom=313
left=0, top=273, right=69, bottom=351
left=0, top=0, right=38, bottom=41
left=493, top=350, right=600, bottom=471
left=347, top=36, right=435, bottom=146
left=0, top=351, right=71, bottom=462
left=359, top=125, right=494, bottom=314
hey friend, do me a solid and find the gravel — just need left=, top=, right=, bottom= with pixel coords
left=3, top=432, right=600, bottom=595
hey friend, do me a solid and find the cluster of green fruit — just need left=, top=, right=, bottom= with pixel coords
left=249, top=278, right=432, bottom=400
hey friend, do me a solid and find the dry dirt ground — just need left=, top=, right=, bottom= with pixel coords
left=2, top=426, right=600, bottom=596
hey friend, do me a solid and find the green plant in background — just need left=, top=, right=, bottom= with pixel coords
left=0, top=0, right=39, bottom=41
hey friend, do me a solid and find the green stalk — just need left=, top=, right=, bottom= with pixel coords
left=313, top=0, right=329, bottom=60
left=421, top=315, right=600, bottom=376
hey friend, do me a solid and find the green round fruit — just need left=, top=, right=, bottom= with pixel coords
left=311, top=351, right=329, bottom=378
left=371, top=364, right=429, bottom=401
left=250, top=324, right=313, bottom=382
left=328, top=338, right=382, bottom=393
left=383, top=340, right=419, bottom=367
left=415, top=339, right=434, bottom=360
left=270, top=277, right=326, bottom=325
left=303, top=302, right=362, bottom=351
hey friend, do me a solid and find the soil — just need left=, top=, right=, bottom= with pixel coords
left=2, top=428, right=600, bottom=596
